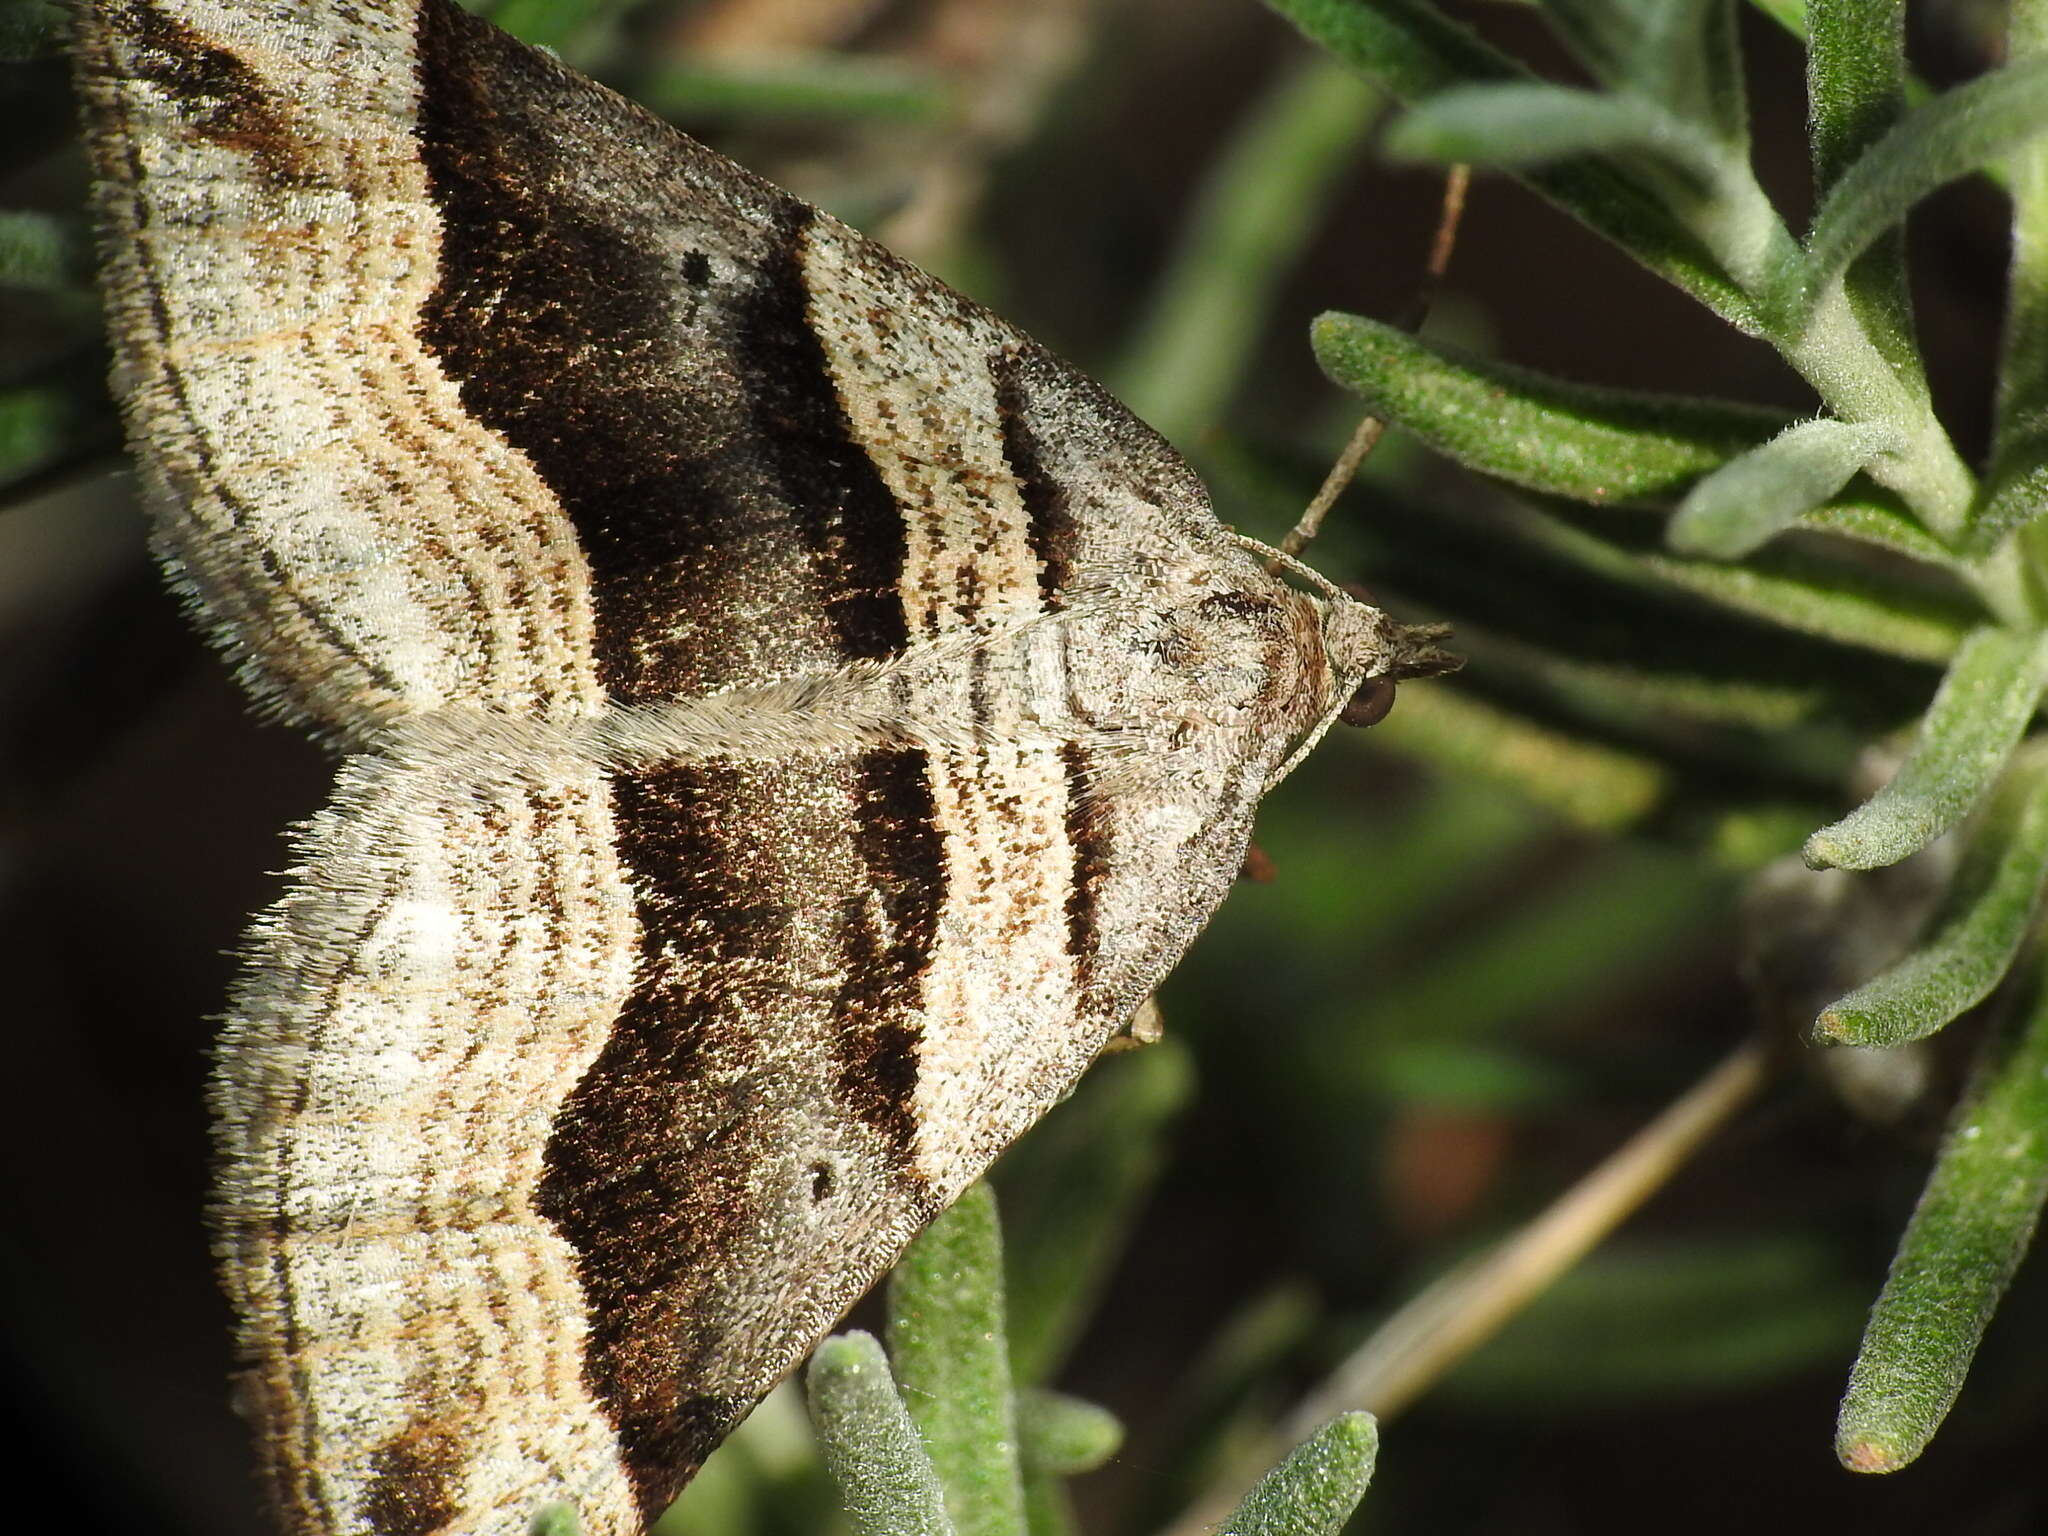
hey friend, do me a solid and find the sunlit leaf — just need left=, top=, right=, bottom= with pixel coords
left=1787, top=57, right=2048, bottom=328
left=886, top=1185, right=1025, bottom=1536
left=1836, top=968, right=2048, bottom=1471
left=1220, top=1413, right=1378, bottom=1536
left=1818, top=746, right=2048, bottom=1045
left=1669, top=417, right=1902, bottom=557
left=1311, top=313, right=1783, bottom=503
left=807, top=1333, right=956, bottom=1536
left=1805, top=626, right=2048, bottom=870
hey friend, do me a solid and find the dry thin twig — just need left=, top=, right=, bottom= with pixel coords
left=1279, top=163, right=1470, bottom=558
left=1159, top=1036, right=1772, bottom=1536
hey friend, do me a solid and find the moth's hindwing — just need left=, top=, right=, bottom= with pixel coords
left=77, top=0, right=1420, bottom=1530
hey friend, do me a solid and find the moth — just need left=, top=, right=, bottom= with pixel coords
left=75, top=0, right=1455, bottom=1531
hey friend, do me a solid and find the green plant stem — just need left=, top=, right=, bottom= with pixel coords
left=1774, top=286, right=1977, bottom=537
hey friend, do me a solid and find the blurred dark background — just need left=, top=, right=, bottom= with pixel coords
left=3, top=0, right=2044, bottom=1532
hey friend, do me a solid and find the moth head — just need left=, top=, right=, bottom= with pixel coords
left=1321, top=591, right=1461, bottom=732
left=1247, top=581, right=1459, bottom=790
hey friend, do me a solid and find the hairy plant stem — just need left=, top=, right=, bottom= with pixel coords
left=1779, top=284, right=1979, bottom=539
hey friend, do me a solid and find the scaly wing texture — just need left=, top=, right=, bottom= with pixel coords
left=78, top=0, right=1334, bottom=1531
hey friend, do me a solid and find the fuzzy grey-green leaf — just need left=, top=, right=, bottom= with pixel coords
left=886, top=1185, right=1025, bottom=1536
left=1383, top=82, right=1728, bottom=192
left=1513, top=499, right=1976, bottom=663
left=1836, top=968, right=2048, bottom=1471
left=1788, top=56, right=2048, bottom=329
left=1978, top=4, right=2048, bottom=546
left=1804, top=625, right=2048, bottom=870
left=1818, top=745, right=2048, bottom=1045
left=1220, top=1412, right=1379, bottom=1536
left=1016, top=1390, right=1123, bottom=1476
left=807, top=1332, right=957, bottom=1536
left=1669, top=418, right=1903, bottom=557
left=1310, top=313, right=1783, bottom=502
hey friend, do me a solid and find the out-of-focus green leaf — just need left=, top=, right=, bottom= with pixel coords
left=1383, top=82, right=1726, bottom=190
left=886, top=1185, right=1025, bottom=1536
left=1263, top=0, right=1751, bottom=319
left=1816, top=746, right=2048, bottom=1046
left=1016, top=1390, right=1122, bottom=1477
left=0, top=383, right=92, bottom=492
left=527, top=1501, right=579, bottom=1536
left=1787, top=57, right=2048, bottom=329
left=1318, top=842, right=1722, bottom=1087
left=637, top=59, right=948, bottom=125
left=1539, top=0, right=1747, bottom=149
left=1515, top=501, right=1977, bottom=663
left=1439, top=1236, right=1865, bottom=1404
left=1310, top=313, right=1783, bottom=502
left=1219, top=1413, right=1377, bottom=1536
left=1114, top=58, right=1380, bottom=445
left=1669, top=418, right=1902, bottom=557
left=1374, top=684, right=1670, bottom=832
left=1262, top=0, right=1518, bottom=101
left=1799, top=493, right=1955, bottom=563
left=0, top=211, right=74, bottom=291
left=999, top=1041, right=1192, bottom=1385
left=0, top=0, right=63, bottom=60
left=1805, top=626, right=2048, bottom=870
left=1836, top=964, right=2048, bottom=1472
left=806, top=1333, right=956, bottom=1536
left=482, top=0, right=627, bottom=54
left=1978, top=4, right=2048, bottom=546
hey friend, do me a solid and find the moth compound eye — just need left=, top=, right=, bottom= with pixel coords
left=1340, top=676, right=1398, bottom=728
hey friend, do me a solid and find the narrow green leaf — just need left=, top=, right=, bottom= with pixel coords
left=1219, top=1413, right=1378, bottom=1536
left=1113, top=57, right=1380, bottom=445
left=1539, top=0, right=1747, bottom=147
left=886, top=1185, right=1025, bottom=1536
left=0, top=0, right=64, bottom=60
left=1513, top=498, right=1977, bottom=663
left=0, top=384, right=83, bottom=486
left=1799, top=492, right=1954, bottom=564
left=1807, top=0, right=1906, bottom=191
left=1977, top=4, right=2048, bottom=545
left=1262, top=0, right=1520, bottom=101
left=1662, top=0, right=1744, bottom=150
left=0, top=210, right=74, bottom=291
left=1836, top=968, right=2048, bottom=1471
left=1818, top=747, right=2048, bottom=1044
left=1790, top=57, right=2048, bottom=327
left=1310, top=313, right=1784, bottom=503
left=1668, top=418, right=1902, bottom=557
left=1377, top=685, right=1672, bottom=833
left=1805, top=626, right=2048, bottom=870
left=1747, top=0, right=1806, bottom=29
left=1806, top=0, right=1925, bottom=397
left=636, top=59, right=947, bottom=125
left=807, top=1333, right=956, bottom=1536
left=1534, top=0, right=1642, bottom=91
left=1015, top=1390, right=1122, bottom=1477
left=999, top=1042, right=1192, bottom=1385
left=1384, top=83, right=1730, bottom=191
left=482, top=0, right=625, bottom=54
left=1263, top=0, right=1752, bottom=320
left=1441, top=1236, right=1864, bottom=1403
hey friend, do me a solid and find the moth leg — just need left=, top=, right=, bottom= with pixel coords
left=1105, top=994, right=1165, bottom=1052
